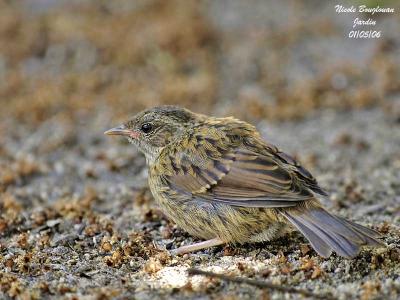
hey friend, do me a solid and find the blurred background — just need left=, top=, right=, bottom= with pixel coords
left=0, top=0, right=399, bottom=299
left=0, top=0, right=399, bottom=126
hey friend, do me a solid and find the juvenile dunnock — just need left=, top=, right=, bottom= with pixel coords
left=105, top=106, right=382, bottom=258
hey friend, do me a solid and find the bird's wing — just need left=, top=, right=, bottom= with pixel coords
left=156, top=128, right=322, bottom=208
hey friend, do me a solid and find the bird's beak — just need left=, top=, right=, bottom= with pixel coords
left=104, top=125, right=139, bottom=138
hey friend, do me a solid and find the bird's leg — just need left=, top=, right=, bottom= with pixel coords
left=170, top=238, right=224, bottom=255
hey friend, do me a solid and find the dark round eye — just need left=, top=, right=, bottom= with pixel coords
left=140, top=123, right=153, bottom=134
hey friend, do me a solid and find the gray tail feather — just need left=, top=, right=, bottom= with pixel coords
left=280, top=208, right=383, bottom=258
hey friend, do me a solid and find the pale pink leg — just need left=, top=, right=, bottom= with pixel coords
left=170, top=238, right=225, bottom=255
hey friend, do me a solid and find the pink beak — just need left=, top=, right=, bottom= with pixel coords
left=104, top=125, right=140, bottom=138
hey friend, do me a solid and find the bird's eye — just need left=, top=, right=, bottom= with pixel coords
left=140, top=123, right=153, bottom=134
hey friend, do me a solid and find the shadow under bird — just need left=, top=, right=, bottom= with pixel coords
left=105, top=106, right=383, bottom=258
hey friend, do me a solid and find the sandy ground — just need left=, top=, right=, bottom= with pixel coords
left=0, top=1, right=400, bottom=299
left=1, top=107, right=399, bottom=300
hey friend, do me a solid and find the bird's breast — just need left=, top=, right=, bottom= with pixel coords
left=148, top=173, right=285, bottom=243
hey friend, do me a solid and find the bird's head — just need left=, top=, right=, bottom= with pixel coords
left=104, top=105, right=197, bottom=164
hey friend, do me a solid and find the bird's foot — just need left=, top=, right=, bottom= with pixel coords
left=169, top=238, right=224, bottom=256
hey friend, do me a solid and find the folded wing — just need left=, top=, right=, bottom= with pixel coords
left=161, top=139, right=316, bottom=208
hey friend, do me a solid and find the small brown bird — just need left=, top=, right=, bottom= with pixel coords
left=105, top=106, right=382, bottom=258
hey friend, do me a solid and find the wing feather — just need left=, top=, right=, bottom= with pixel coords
left=160, top=143, right=315, bottom=208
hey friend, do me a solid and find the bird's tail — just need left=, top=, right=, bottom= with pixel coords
left=280, top=207, right=383, bottom=258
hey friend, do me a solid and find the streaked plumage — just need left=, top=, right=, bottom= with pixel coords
left=105, top=105, right=383, bottom=258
